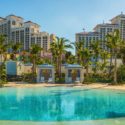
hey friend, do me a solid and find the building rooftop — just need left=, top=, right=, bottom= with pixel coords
left=24, top=63, right=33, bottom=66
left=110, top=13, right=125, bottom=21
left=65, top=64, right=83, bottom=68
left=24, top=21, right=40, bottom=27
left=6, top=14, right=23, bottom=19
left=37, top=64, right=54, bottom=68
left=76, top=31, right=99, bottom=36
left=93, top=23, right=118, bottom=30
left=0, top=17, right=6, bottom=20
left=0, top=17, right=6, bottom=22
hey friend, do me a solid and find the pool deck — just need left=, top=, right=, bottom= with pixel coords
left=0, top=118, right=125, bottom=125
left=4, top=82, right=125, bottom=91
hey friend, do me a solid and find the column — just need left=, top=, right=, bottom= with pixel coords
left=37, top=68, right=39, bottom=83
left=80, top=68, right=84, bottom=83
left=52, top=68, right=55, bottom=83
left=65, top=69, right=68, bottom=83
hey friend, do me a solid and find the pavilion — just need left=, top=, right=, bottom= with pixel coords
left=37, top=64, right=55, bottom=83
left=65, top=64, right=84, bottom=83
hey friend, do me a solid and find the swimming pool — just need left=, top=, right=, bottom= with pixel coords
left=0, top=87, right=125, bottom=122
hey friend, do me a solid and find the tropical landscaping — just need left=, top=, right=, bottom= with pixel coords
left=0, top=29, right=125, bottom=85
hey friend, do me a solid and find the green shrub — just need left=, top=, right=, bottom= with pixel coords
left=56, top=77, right=65, bottom=83
left=22, top=73, right=37, bottom=83
left=55, top=73, right=65, bottom=83
left=84, top=74, right=112, bottom=84
left=84, top=74, right=96, bottom=84
left=7, top=75, right=22, bottom=82
left=117, top=65, right=125, bottom=83
left=0, top=63, right=7, bottom=86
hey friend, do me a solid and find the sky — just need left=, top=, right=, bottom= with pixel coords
left=0, top=0, right=125, bottom=42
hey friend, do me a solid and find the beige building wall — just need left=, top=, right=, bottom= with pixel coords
left=23, top=65, right=32, bottom=74
left=0, top=14, right=51, bottom=52
left=50, top=34, right=56, bottom=43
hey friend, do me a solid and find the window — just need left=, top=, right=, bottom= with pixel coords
left=20, top=23, right=23, bottom=26
left=12, top=21, right=16, bottom=25
left=31, top=28, right=34, bottom=32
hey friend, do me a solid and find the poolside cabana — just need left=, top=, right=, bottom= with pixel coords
left=37, top=64, right=55, bottom=83
left=65, top=64, right=84, bottom=83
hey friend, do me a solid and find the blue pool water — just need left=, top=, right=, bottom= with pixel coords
left=0, top=87, right=125, bottom=122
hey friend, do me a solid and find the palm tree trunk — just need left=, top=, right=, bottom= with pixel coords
left=60, top=55, right=62, bottom=78
left=0, top=54, right=2, bottom=81
left=94, top=56, right=98, bottom=75
left=56, top=57, right=58, bottom=74
left=58, top=55, right=61, bottom=79
left=122, top=54, right=125, bottom=65
left=57, top=57, right=59, bottom=77
left=114, top=53, right=117, bottom=84
left=0, top=54, right=3, bottom=62
left=14, top=52, right=16, bottom=60
left=86, top=65, right=89, bottom=77
left=32, top=59, right=36, bottom=74
left=109, top=53, right=113, bottom=75
left=32, top=58, right=36, bottom=82
left=3, top=53, right=7, bottom=62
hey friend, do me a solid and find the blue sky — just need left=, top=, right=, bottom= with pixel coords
left=0, top=0, right=125, bottom=42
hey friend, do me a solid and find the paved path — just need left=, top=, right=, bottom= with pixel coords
left=0, top=118, right=125, bottom=125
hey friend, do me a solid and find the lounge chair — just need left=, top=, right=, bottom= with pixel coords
left=75, top=77, right=80, bottom=83
left=48, top=78, right=53, bottom=83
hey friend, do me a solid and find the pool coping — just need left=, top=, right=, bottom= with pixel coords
left=3, top=82, right=125, bottom=91
left=0, top=117, right=125, bottom=125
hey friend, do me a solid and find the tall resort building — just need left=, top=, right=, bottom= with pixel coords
left=0, top=14, right=50, bottom=52
left=76, top=13, right=125, bottom=50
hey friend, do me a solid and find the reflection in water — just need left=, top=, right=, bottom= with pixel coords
left=0, top=87, right=125, bottom=121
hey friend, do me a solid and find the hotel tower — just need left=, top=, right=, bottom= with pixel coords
left=0, top=14, right=51, bottom=52
left=76, top=13, right=125, bottom=50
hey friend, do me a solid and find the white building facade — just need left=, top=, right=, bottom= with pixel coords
left=76, top=32, right=100, bottom=49
left=76, top=13, right=125, bottom=50
left=0, top=15, right=50, bottom=52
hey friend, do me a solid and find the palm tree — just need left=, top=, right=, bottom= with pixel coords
left=65, top=51, right=72, bottom=63
left=106, top=29, right=123, bottom=84
left=106, top=34, right=114, bottom=76
left=20, top=50, right=29, bottom=63
left=58, top=37, right=73, bottom=78
left=0, top=35, right=4, bottom=62
left=0, top=35, right=9, bottom=84
left=74, top=40, right=85, bottom=64
left=65, top=51, right=76, bottom=64
left=50, top=42, right=58, bottom=64
left=82, top=48, right=92, bottom=76
left=30, top=44, right=43, bottom=75
left=0, top=35, right=10, bottom=62
left=91, top=40, right=101, bottom=74
left=50, top=37, right=73, bottom=78
left=49, top=42, right=59, bottom=77
left=100, top=50, right=110, bottom=76
left=120, top=45, right=125, bottom=65
left=11, top=42, right=22, bottom=60
left=73, top=41, right=92, bottom=76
